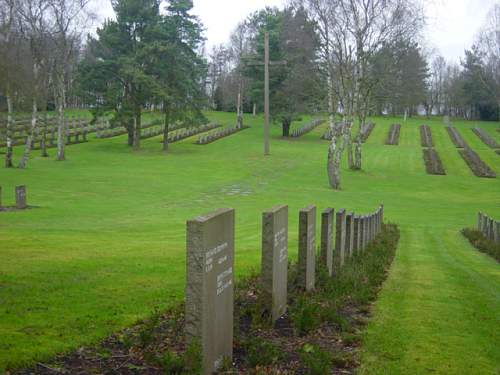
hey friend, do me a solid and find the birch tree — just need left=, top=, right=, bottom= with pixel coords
left=0, top=0, right=19, bottom=168
left=476, top=4, right=500, bottom=122
left=296, top=0, right=424, bottom=189
left=48, top=0, right=91, bottom=161
left=17, top=0, right=52, bottom=168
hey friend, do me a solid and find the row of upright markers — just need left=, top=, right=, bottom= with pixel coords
left=185, top=204, right=384, bottom=374
left=477, top=212, right=500, bottom=244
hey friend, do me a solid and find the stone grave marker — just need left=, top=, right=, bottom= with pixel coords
left=15, top=185, right=27, bottom=209
left=494, top=222, right=500, bottom=244
left=185, top=208, right=235, bottom=374
left=353, top=215, right=360, bottom=254
left=369, top=215, right=373, bottom=241
left=335, top=209, right=346, bottom=267
left=262, top=205, right=288, bottom=322
left=482, top=215, right=489, bottom=236
left=320, top=208, right=334, bottom=276
left=345, top=212, right=354, bottom=258
left=298, top=205, right=316, bottom=291
left=371, top=214, right=376, bottom=239
left=477, top=212, right=483, bottom=231
left=363, top=216, right=369, bottom=249
left=488, top=218, right=494, bottom=240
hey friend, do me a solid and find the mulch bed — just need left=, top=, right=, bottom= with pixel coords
left=11, top=225, right=400, bottom=375
left=471, top=127, right=500, bottom=149
left=385, top=124, right=401, bottom=145
left=423, top=148, right=445, bottom=175
left=420, top=125, right=433, bottom=147
left=446, top=126, right=467, bottom=148
left=358, top=122, right=375, bottom=143
left=458, top=147, right=496, bottom=178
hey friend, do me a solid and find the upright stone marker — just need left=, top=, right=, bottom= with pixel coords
left=359, top=216, right=364, bottom=251
left=494, top=221, right=500, bottom=244
left=353, top=215, right=360, bottom=254
left=477, top=212, right=483, bottom=231
left=15, top=185, right=27, bottom=209
left=482, top=216, right=489, bottom=236
left=298, top=205, right=316, bottom=291
left=320, top=208, right=334, bottom=276
left=262, top=205, right=288, bottom=322
left=363, top=216, right=369, bottom=248
left=371, top=214, right=376, bottom=238
left=186, top=208, right=235, bottom=374
left=335, top=209, right=346, bottom=267
left=488, top=218, right=494, bottom=240
left=345, top=213, right=354, bottom=258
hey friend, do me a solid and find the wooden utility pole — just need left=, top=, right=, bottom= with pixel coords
left=264, top=32, right=270, bottom=156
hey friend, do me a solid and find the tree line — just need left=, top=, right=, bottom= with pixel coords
left=1, top=0, right=499, bottom=190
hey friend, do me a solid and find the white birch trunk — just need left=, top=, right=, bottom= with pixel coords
left=19, top=63, right=40, bottom=169
left=5, top=92, right=14, bottom=168
left=56, top=80, right=66, bottom=161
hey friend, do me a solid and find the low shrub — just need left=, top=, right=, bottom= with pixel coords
left=461, top=228, right=500, bottom=262
left=299, top=343, right=333, bottom=375
left=244, top=336, right=282, bottom=367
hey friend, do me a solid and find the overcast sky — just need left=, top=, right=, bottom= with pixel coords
left=93, top=0, right=498, bottom=64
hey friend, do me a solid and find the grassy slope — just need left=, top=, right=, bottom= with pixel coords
left=0, top=112, right=499, bottom=372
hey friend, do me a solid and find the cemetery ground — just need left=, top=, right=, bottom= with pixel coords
left=0, top=112, right=499, bottom=373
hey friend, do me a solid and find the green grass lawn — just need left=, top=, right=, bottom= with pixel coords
left=0, top=112, right=499, bottom=373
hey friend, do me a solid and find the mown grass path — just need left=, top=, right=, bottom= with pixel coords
left=0, top=112, right=499, bottom=372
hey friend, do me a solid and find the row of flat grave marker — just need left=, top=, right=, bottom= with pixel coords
left=289, top=118, right=325, bottom=138
left=196, top=126, right=249, bottom=145
left=0, top=185, right=27, bottom=210
left=477, top=212, right=500, bottom=244
left=185, top=204, right=384, bottom=374
left=385, top=124, right=401, bottom=145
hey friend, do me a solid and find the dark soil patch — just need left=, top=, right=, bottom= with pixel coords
left=423, top=148, right=445, bottom=175
left=385, top=124, right=401, bottom=145
left=358, top=122, right=375, bottom=143
left=0, top=206, right=37, bottom=213
left=12, top=224, right=400, bottom=375
left=472, top=127, right=500, bottom=148
left=446, top=126, right=467, bottom=148
left=420, top=125, right=433, bottom=147
left=458, top=147, right=496, bottom=178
